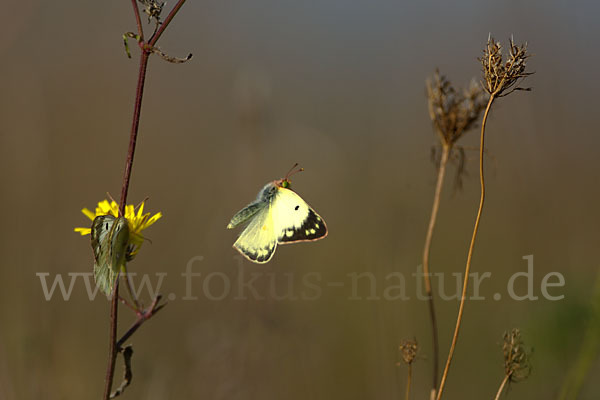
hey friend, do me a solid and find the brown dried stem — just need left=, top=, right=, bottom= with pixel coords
left=494, top=329, right=531, bottom=399
left=435, top=37, right=531, bottom=400
left=405, top=363, right=412, bottom=400
left=423, top=71, right=486, bottom=398
left=109, top=345, right=134, bottom=399
left=421, top=143, right=448, bottom=394
left=398, top=340, right=418, bottom=400
left=493, top=373, right=511, bottom=400
left=436, top=95, right=494, bottom=400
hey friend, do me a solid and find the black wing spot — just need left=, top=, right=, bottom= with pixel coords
left=294, top=205, right=300, bottom=211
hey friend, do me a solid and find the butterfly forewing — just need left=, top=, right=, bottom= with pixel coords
left=273, top=188, right=328, bottom=243
left=91, top=215, right=113, bottom=262
left=278, top=207, right=327, bottom=243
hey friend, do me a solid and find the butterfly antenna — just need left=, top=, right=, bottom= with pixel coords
left=285, top=163, right=304, bottom=180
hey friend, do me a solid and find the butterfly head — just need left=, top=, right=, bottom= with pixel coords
left=276, top=163, right=303, bottom=189
left=278, top=178, right=291, bottom=189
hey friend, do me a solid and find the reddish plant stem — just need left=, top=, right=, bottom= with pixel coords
left=102, top=2, right=187, bottom=399
left=130, top=0, right=144, bottom=40
left=103, top=283, right=120, bottom=400
left=149, top=1, right=188, bottom=46
left=104, top=48, right=150, bottom=400
left=118, top=50, right=150, bottom=218
left=116, top=295, right=165, bottom=350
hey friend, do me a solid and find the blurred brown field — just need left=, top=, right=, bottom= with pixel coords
left=1, top=1, right=599, bottom=399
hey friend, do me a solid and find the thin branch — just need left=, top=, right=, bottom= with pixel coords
left=116, top=295, right=166, bottom=350
left=103, top=2, right=187, bottom=399
left=398, top=339, right=418, bottom=400
left=494, top=373, right=511, bottom=400
left=109, top=346, right=134, bottom=399
left=149, top=0, right=187, bottom=46
left=436, top=95, right=495, bottom=400
left=104, top=50, right=151, bottom=399
left=118, top=50, right=150, bottom=219
left=104, top=281, right=120, bottom=400
left=151, top=46, right=193, bottom=63
left=130, top=0, right=144, bottom=40
left=422, top=143, right=451, bottom=395
left=118, top=295, right=137, bottom=312
left=405, top=364, right=412, bottom=400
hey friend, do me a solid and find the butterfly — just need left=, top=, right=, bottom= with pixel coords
left=227, top=164, right=328, bottom=263
left=90, top=215, right=130, bottom=295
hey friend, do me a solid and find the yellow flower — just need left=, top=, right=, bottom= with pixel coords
left=75, top=199, right=162, bottom=258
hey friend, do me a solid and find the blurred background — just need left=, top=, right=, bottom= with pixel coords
left=1, top=0, right=599, bottom=399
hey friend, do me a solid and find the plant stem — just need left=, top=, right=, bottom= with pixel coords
left=104, top=48, right=150, bottom=400
left=102, top=2, right=187, bottom=399
left=118, top=50, right=150, bottom=218
left=405, top=364, right=412, bottom=400
left=149, top=1, right=188, bottom=46
left=436, top=95, right=495, bottom=400
left=116, top=295, right=165, bottom=350
left=494, top=374, right=511, bottom=400
left=130, top=0, right=144, bottom=40
left=104, top=282, right=120, bottom=400
left=422, top=143, right=451, bottom=396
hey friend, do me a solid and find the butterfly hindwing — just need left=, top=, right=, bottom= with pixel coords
left=232, top=203, right=278, bottom=264
left=91, top=215, right=130, bottom=295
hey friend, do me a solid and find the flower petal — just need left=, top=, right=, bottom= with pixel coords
left=145, top=212, right=162, bottom=227
left=137, top=201, right=145, bottom=219
left=125, top=204, right=135, bottom=219
left=75, top=227, right=91, bottom=235
left=82, top=208, right=96, bottom=220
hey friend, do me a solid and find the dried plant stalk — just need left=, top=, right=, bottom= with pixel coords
left=436, top=36, right=532, bottom=400
left=494, top=329, right=532, bottom=399
left=423, top=70, right=486, bottom=398
left=398, top=339, right=418, bottom=400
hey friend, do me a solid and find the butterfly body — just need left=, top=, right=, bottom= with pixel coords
left=91, top=215, right=130, bottom=295
left=228, top=177, right=327, bottom=264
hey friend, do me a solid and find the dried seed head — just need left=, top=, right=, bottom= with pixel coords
left=480, top=36, right=533, bottom=97
left=426, top=70, right=487, bottom=148
left=138, top=0, right=165, bottom=23
left=398, top=339, right=419, bottom=365
left=502, top=329, right=532, bottom=382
